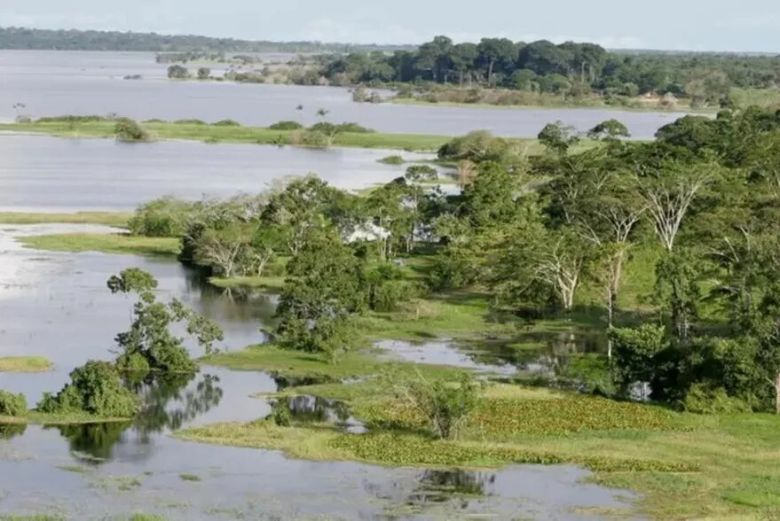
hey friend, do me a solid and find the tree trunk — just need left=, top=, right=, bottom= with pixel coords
left=606, top=285, right=614, bottom=359
left=775, top=372, right=780, bottom=415
left=487, top=60, right=495, bottom=86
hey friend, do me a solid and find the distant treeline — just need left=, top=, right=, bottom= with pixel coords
left=318, top=36, right=780, bottom=107
left=0, top=27, right=414, bottom=53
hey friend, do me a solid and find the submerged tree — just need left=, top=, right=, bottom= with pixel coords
left=108, top=268, right=224, bottom=374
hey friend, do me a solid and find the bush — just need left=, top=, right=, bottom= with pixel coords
left=173, top=119, right=207, bottom=125
left=37, top=361, right=139, bottom=418
left=269, top=120, right=304, bottom=130
left=0, top=390, right=27, bottom=417
left=437, top=131, right=510, bottom=162
left=212, top=119, right=241, bottom=127
left=114, top=118, right=149, bottom=142
left=378, top=155, right=404, bottom=165
left=334, top=122, right=374, bottom=133
left=682, top=384, right=752, bottom=414
left=404, top=374, right=479, bottom=439
left=128, top=197, right=196, bottom=237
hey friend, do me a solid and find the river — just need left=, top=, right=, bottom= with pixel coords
left=0, top=50, right=685, bottom=138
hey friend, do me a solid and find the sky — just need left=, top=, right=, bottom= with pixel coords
left=2, top=0, right=780, bottom=52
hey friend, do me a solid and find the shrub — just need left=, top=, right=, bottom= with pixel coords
left=269, top=120, right=303, bottom=131
left=0, top=390, right=27, bottom=417
left=400, top=374, right=479, bottom=439
left=213, top=119, right=241, bottom=127
left=37, top=361, right=139, bottom=418
left=437, top=131, right=510, bottom=162
left=114, top=118, right=149, bottom=142
left=334, top=122, right=374, bottom=133
left=378, top=155, right=404, bottom=165
left=173, top=119, right=206, bottom=125
left=682, top=384, right=752, bottom=414
left=128, top=197, right=196, bottom=237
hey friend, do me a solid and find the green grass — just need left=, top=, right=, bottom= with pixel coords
left=0, top=356, right=53, bottom=373
left=0, top=120, right=452, bottom=152
left=0, top=211, right=131, bottom=227
left=18, top=233, right=180, bottom=256
left=179, top=473, right=201, bottom=482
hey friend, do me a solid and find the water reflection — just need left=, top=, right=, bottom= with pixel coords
left=271, top=395, right=366, bottom=434
left=408, top=469, right=493, bottom=504
left=378, top=330, right=608, bottom=381
left=0, top=422, right=27, bottom=440
left=46, top=371, right=224, bottom=463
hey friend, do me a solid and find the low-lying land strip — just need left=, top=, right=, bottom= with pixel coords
left=0, top=356, right=53, bottom=373
left=0, top=120, right=455, bottom=152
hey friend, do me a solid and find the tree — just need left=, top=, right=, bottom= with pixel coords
left=196, top=67, right=210, bottom=80
left=260, top=176, right=342, bottom=256
left=275, top=229, right=365, bottom=358
left=450, top=43, right=478, bottom=86
left=635, top=161, right=715, bottom=252
left=654, top=251, right=701, bottom=341
left=477, top=38, right=516, bottom=85
left=588, top=119, right=631, bottom=141
left=538, top=121, right=580, bottom=155
left=167, top=64, right=189, bottom=79
left=108, top=268, right=224, bottom=373
left=496, top=223, right=591, bottom=312
left=609, top=324, right=668, bottom=397
left=38, top=361, right=139, bottom=417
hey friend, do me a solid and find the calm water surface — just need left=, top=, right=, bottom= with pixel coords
left=0, top=50, right=685, bottom=138
left=0, top=134, right=431, bottom=212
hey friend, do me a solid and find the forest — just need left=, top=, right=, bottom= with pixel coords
left=118, top=106, right=780, bottom=415
left=318, top=36, right=780, bottom=107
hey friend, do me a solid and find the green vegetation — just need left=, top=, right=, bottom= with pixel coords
left=1, top=270, right=224, bottom=421
left=107, top=268, right=223, bottom=373
left=0, top=390, right=27, bottom=417
left=18, top=233, right=180, bottom=256
left=0, top=211, right=131, bottom=227
left=114, top=118, right=149, bottom=142
left=320, top=36, right=780, bottom=110
left=37, top=361, right=139, bottom=417
left=179, top=473, right=201, bottom=482
left=0, top=356, right=53, bottom=373
left=0, top=119, right=451, bottom=152
left=179, top=358, right=780, bottom=520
